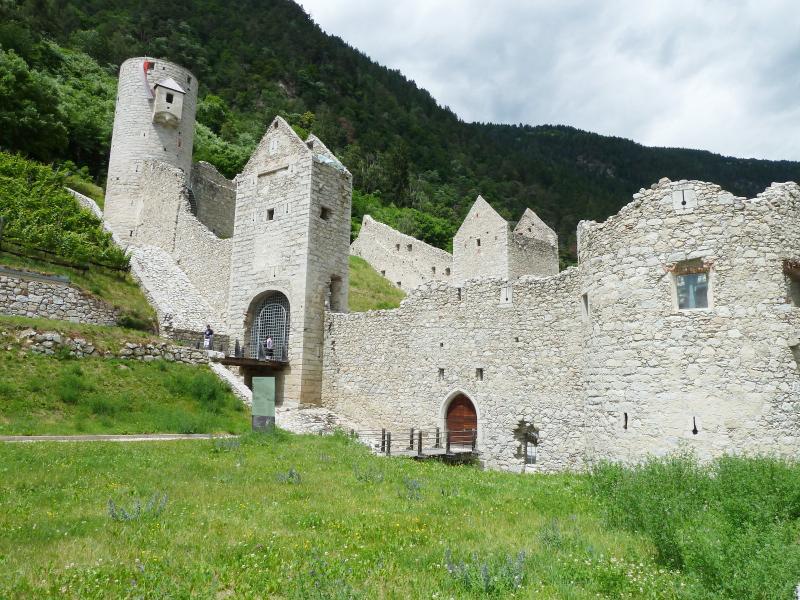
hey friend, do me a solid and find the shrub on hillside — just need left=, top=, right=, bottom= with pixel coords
left=0, top=151, right=127, bottom=268
left=591, top=454, right=800, bottom=599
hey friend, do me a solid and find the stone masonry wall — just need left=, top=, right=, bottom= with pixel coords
left=322, top=273, right=585, bottom=472
left=190, top=161, right=236, bottom=238
left=323, top=179, right=800, bottom=472
left=350, top=215, right=453, bottom=291
left=0, top=271, right=119, bottom=326
left=453, top=196, right=510, bottom=284
left=578, top=178, right=800, bottom=465
left=135, top=160, right=232, bottom=324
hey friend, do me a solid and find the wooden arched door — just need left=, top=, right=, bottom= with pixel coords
left=446, top=394, right=477, bottom=444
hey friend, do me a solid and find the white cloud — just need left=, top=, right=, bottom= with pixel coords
left=300, top=0, right=800, bottom=160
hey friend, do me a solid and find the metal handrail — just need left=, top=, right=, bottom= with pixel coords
left=227, top=339, right=289, bottom=363
left=352, top=427, right=478, bottom=456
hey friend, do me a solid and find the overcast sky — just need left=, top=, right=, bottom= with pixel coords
left=300, top=0, right=800, bottom=161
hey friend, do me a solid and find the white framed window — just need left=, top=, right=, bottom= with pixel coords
left=269, top=138, right=279, bottom=155
left=671, top=259, right=712, bottom=310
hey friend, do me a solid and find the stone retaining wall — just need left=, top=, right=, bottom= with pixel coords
left=0, top=271, right=119, bottom=326
left=14, top=329, right=213, bottom=364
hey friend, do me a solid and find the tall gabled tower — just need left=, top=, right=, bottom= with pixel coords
left=227, top=117, right=352, bottom=406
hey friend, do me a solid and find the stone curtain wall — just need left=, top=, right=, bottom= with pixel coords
left=323, top=179, right=800, bottom=472
left=0, top=271, right=119, bottom=326
left=350, top=215, right=453, bottom=291
left=66, top=188, right=103, bottom=219
left=322, top=273, right=585, bottom=472
left=190, top=161, right=236, bottom=238
left=134, top=160, right=232, bottom=328
left=578, top=179, right=800, bottom=466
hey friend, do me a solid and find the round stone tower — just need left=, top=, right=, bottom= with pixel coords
left=104, top=57, right=198, bottom=240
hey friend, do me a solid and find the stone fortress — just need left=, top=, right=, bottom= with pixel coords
left=105, top=57, right=800, bottom=472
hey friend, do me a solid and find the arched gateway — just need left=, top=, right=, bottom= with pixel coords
left=247, top=291, right=290, bottom=361
left=446, top=394, right=478, bottom=444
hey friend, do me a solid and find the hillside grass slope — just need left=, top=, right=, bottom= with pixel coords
left=348, top=255, right=405, bottom=312
left=0, top=316, right=247, bottom=435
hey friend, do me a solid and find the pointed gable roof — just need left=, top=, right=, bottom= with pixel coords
left=306, top=133, right=350, bottom=175
left=153, top=77, right=185, bottom=94
left=454, top=195, right=509, bottom=240
left=514, top=208, right=557, bottom=246
left=240, top=116, right=312, bottom=175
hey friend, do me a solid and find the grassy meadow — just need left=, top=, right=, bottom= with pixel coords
left=1, top=432, right=798, bottom=599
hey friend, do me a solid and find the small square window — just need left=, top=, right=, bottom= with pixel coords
left=439, top=342, right=444, bottom=348
left=407, top=244, right=413, bottom=251
left=165, top=92, right=174, bottom=103
left=266, top=208, right=274, bottom=221
left=320, top=206, right=331, bottom=220
left=397, top=281, right=402, bottom=288
left=476, top=368, right=484, bottom=381
left=395, top=244, right=400, bottom=251
left=445, top=267, right=451, bottom=276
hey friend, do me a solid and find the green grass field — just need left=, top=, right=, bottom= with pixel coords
left=1, top=433, right=797, bottom=599
left=0, top=433, right=683, bottom=599
left=348, top=255, right=406, bottom=312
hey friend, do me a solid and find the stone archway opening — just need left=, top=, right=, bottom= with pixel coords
left=245, top=291, right=290, bottom=361
left=446, top=393, right=477, bottom=445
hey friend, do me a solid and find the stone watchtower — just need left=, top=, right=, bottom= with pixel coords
left=104, top=57, right=198, bottom=242
left=227, top=118, right=352, bottom=407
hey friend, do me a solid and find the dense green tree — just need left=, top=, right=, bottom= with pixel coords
left=0, top=48, right=68, bottom=161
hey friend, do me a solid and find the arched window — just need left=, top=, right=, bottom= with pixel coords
left=248, top=292, right=290, bottom=361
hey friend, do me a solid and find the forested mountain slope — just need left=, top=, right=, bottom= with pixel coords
left=2, top=0, right=798, bottom=260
